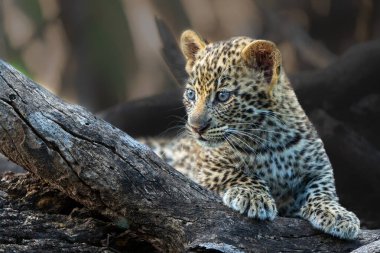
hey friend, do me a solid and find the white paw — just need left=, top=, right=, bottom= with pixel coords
left=329, top=212, right=360, bottom=240
left=303, top=203, right=360, bottom=240
left=223, top=186, right=277, bottom=220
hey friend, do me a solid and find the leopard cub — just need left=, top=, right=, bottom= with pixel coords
left=142, top=30, right=360, bottom=240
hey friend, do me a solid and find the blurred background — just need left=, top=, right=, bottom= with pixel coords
left=0, top=0, right=379, bottom=111
left=1, top=0, right=380, bottom=229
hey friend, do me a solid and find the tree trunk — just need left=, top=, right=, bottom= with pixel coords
left=0, top=60, right=379, bottom=252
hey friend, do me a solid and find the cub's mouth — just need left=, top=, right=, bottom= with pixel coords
left=193, top=133, right=225, bottom=148
left=186, top=124, right=228, bottom=147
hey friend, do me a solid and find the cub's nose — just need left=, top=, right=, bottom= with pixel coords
left=190, top=121, right=211, bottom=135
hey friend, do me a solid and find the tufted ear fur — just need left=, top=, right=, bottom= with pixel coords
left=242, top=40, right=282, bottom=91
left=180, top=30, right=207, bottom=73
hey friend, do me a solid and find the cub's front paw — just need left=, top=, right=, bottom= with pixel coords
left=331, top=211, right=360, bottom=240
left=302, top=202, right=360, bottom=240
left=223, top=186, right=277, bottom=220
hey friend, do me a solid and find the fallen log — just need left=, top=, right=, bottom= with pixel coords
left=0, top=60, right=379, bottom=252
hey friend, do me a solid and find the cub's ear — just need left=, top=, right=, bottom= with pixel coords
left=180, top=30, right=207, bottom=73
left=242, top=40, right=282, bottom=87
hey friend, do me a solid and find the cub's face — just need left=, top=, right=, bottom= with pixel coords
left=180, top=30, right=282, bottom=147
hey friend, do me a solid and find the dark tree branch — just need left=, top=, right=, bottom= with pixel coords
left=255, top=0, right=337, bottom=69
left=0, top=60, right=379, bottom=252
left=98, top=88, right=184, bottom=138
left=155, top=17, right=188, bottom=85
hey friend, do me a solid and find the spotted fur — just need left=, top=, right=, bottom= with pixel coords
left=141, top=30, right=360, bottom=240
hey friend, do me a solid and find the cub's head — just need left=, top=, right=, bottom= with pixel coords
left=180, top=30, right=283, bottom=147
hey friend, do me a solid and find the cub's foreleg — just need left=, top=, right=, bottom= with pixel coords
left=298, top=173, right=360, bottom=239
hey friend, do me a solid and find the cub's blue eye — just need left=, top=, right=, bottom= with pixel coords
left=216, top=91, right=231, bottom=103
left=186, top=89, right=196, bottom=101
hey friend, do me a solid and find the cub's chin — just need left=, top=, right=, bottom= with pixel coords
left=194, top=135, right=225, bottom=148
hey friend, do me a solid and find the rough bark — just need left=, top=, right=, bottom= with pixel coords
left=0, top=172, right=103, bottom=252
left=0, top=153, right=24, bottom=173
left=0, top=172, right=162, bottom=252
left=0, top=60, right=380, bottom=252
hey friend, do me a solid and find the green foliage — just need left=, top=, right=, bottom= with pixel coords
left=9, top=58, right=31, bottom=79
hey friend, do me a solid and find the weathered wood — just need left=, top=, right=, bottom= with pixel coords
left=0, top=172, right=108, bottom=252
left=0, top=153, right=24, bottom=173
left=0, top=60, right=379, bottom=252
left=1, top=172, right=177, bottom=252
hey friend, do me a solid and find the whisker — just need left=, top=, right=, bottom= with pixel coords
left=228, top=134, right=259, bottom=168
left=227, top=129, right=266, bottom=144
left=225, top=135, right=249, bottom=169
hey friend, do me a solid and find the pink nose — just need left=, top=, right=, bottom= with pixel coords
left=190, top=122, right=211, bottom=134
